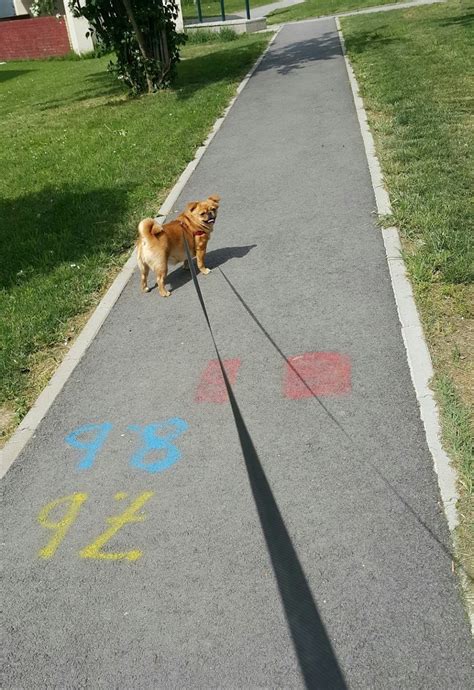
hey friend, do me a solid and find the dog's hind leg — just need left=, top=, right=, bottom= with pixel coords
left=137, top=254, right=150, bottom=293
left=155, top=260, right=171, bottom=298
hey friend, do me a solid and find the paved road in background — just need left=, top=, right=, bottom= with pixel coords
left=234, top=0, right=446, bottom=20
left=3, top=19, right=472, bottom=689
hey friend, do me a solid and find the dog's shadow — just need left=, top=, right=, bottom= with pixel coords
left=147, top=244, right=257, bottom=293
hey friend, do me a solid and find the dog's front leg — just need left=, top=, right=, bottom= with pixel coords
left=196, top=246, right=210, bottom=275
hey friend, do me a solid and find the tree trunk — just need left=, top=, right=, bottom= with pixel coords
left=121, top=0, right=154, bottom=93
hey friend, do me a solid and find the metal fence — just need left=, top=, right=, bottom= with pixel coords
left=184, top=0, right=251, bottom=24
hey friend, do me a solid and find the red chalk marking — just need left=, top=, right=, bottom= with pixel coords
left=195, top=359, right=241, bottom=403
left=283, top=352, right=351, bottom=399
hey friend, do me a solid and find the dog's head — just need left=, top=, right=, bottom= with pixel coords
left=186, top=195, right=220, bottom=230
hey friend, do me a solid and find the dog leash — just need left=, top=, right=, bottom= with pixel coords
left=182, top=231, right=217, bottom=346
left=181, top=230, right=347, bottom=689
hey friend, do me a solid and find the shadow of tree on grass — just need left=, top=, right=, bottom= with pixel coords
left=343, top=26, right=407, bottom=55
left=0, top=69, right=34, bottom=83
left=36, top=71, right=126, bottom=111
left=0, top=185, right=135, bottom=289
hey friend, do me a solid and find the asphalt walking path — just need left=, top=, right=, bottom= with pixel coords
left=2, top=19, right=472, bottom=689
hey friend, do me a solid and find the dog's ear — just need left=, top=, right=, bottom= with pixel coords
left=208, top=194, right=220, bottom=206
left=187, top=201, right=199, bottom=213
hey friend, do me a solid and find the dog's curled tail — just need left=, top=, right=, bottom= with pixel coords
left=138, top=218, right=163, bottom=240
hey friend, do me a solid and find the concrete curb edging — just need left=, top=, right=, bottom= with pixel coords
left=0, top=28, right=281, bottom=480
left=335, top=12, right=467, bottom=558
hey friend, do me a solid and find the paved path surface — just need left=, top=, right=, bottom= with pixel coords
left=2, top=19, right=472, bottom=689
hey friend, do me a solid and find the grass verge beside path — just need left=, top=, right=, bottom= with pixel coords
left=0, top=33, right=270, bottom=444
left=267, top=0, right=407, bottom=24
left=342, top=0, right=473, bottom=603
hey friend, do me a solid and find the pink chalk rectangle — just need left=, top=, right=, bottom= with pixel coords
left=284, top=352, right=351, bottom=399
left=195, top=359, right=241, bottom=403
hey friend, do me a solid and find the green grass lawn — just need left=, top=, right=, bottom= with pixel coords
left=342, top=0, right=473, bottom=596
left=0, top=34, right=270, bottom=441
left=267, top=0, right=407, bottom=24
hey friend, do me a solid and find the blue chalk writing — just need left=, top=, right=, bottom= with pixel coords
left=65, top=423, right=113, bottom=471
left=128, top=418, right=188, bottom=474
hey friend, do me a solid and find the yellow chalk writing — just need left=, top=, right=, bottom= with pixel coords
left=79, top=491, right=154, bottom=561
left=38, top=492, right=88, bottom=559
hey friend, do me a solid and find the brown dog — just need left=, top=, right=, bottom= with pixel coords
left=136, top=195, right=220, bottom=297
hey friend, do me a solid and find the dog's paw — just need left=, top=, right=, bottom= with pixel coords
left=200, top=268, right=211, bottom=275
left=160, top=290, right=171, bottom=297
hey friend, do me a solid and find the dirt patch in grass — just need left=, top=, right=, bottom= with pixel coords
left=418, top=281, right=473, bottom=604
left=0, top=406, right=17, bottom=447
left=416, top=283, right=474, bottom=409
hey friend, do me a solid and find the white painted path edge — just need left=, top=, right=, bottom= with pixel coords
left=0, top=29, right=281, bottom=480
left=335, top=17, right=472, bottom=628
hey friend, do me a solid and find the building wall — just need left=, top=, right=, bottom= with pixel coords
left=13, top=0, right=32, bottom=14
left=63, top=0, right=94, bottom=55
left=0, top=15, right=71, bottom=59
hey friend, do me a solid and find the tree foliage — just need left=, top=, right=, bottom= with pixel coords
left=30, top=0, right=60, bottom=16
left=70, top=0, right=185, bottom=94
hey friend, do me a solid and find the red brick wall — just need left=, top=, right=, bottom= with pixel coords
left=0, top=16, right=71, bottom=60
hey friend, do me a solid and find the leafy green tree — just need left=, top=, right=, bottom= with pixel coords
left=70, top=0, right=185, bottom=94
left=31, top=0, right=60, bottom=16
